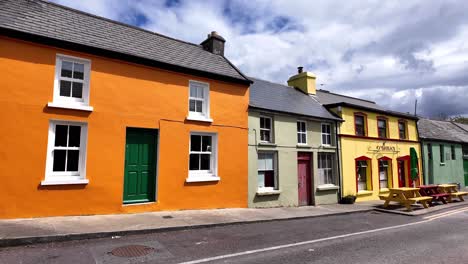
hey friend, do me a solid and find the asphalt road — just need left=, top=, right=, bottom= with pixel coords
left=1, top=208, right=467, bottom=264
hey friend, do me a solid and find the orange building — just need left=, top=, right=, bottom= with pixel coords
left=0, top=0, right=251, bottom=218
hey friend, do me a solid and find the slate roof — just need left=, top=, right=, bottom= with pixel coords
left=454, top=122, right=468, bottom=132
left=249, top=78, right=341, bottom=121
left=0, top=0, right=249, bottom=83
left=316, top=89, right=418, bottom=120
left=418, top=119, right=468, bottom=143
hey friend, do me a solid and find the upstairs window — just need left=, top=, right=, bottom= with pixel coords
left=377, top=117, right=388, bottom=138
left=188, top=81, right=210, bottom=120
left=297, top=121, right=307, bottom=145
left=321, top=123, right=332, bottom=146
left=260, top=116, right=273, bottom=143
left=53, top=55, right=91, bottom=106
left=398, top=120, right=407, bottom=139
left=354, top=114, right=366, bottom=136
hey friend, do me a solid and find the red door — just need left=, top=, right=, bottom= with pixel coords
left=397, top=156, right=411, bottom=187
left=298, top=152, right=312, bottom=206
left=397, top=160, right=406, bottom=187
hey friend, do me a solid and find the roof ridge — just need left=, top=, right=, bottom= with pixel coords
left=34, top=0, right=204, bottom=49
left=317, top=89, right=377, bottom=104
left=248, top=77, right=290, bottom=87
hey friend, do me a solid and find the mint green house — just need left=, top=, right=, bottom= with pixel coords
left=418, top=119, right=468, bottom=187
left=248, top=69, right=342, bottom=207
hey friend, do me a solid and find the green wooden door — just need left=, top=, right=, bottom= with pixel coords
left=464, top=159, right=468, bottom=186
left=123, top=128, right=157, bottom=204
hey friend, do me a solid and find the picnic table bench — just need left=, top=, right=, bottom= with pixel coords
left=379, top=187, right=432, bottom=211
left=418, top=185, right=450, bottom=205
left=438, top=184, right=468, bottom=202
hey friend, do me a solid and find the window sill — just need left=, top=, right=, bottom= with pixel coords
left=357, top=190, right=373, bottom=196
left=379, top=188, right=390, bottom=193
left=186, top=176, right=220, bottom=183
left=316, top=184, right=339, bottom=191
left=296, top=144, right=312, bottom=149
left=47, top=102, right=94, bottom=112
left=186, top=115, right=213, bottom=123
left=41, top=179, right=89, bottom=186
left=256, top=189, right=281, bottom=196
left=320, top=145, right=336, bottom=149
left=440, top=163, right=446, bottom=166
left=258, top=142, right=277, bottom=147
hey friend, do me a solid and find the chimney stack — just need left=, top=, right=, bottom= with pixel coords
left=287, top=66, right=317, bottom=95
left=200, top=31, right=226, bottom=56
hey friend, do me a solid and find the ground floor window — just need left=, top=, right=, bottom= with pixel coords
left=189, top=132, right=218, bottom=180
left=318, top=153, right=335, bottom=185
left=378, top=158, right=392, bottom=189
left=257, top=152, right=277, bottom=191
left=356, top=156, right=372, bottom=191
left=43, top=120, right=88, bottom=184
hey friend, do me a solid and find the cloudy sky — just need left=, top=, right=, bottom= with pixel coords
left=51, top=0, right=468, bottom=118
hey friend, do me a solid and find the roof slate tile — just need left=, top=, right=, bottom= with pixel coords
left=0, top=0, right=248, bottom=82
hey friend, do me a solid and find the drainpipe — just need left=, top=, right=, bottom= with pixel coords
left=335, top=120, right=343, bottom=202
left=415, top=120, right=424, bottom=185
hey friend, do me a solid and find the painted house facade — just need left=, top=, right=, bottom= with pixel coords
left=316, top=90, right=421, bottom=202
left=418, top=119, right=468, bottom=188
left=0, top=0, right=251, bottom=218
left=248, top=70, right=342, bottom=207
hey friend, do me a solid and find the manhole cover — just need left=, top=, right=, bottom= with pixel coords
left=110, top=245, right=155, bottom=258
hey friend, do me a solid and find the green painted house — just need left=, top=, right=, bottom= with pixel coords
left=248, top=69, right=342, bottom=207
left=418, top=119, right=468, bottom=187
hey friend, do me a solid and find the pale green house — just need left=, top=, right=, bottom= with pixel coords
left=248, top=69, right=342, bottom=207
left=418, top=119, right=468, bottom=187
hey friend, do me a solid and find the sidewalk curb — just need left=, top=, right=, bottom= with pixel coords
left=0, top=208, right=373, bottom=248
left=374, top=202, right=468, bottom=217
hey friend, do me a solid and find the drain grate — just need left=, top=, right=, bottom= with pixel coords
left=162, top=215, right=174, bottom=219
left=110, top=245, right=155, bottom=258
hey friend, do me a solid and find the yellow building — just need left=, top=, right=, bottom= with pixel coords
left=316, top=90, right=421, bottom=201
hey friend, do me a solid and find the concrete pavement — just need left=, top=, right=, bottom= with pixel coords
left=0, top=203, right=374, bottom=247
left=1, top=199, right=467, bottom=248
left=2, top=209, right=468, bottom=263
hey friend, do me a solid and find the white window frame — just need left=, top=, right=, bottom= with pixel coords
left=297, top=120, right=307, bottom=145
left=48, top=54, right=93, bottom=112
left=260, top=116, right=273, bottom=143
left=321, top=123, right=332, bottom=146
left=42, top=120, right=89, bottom=185
left=187, top=80, right=212, bottom=122
left=318, top=153, right=335, bottom=186
left=187, top=132, right=219, bottom=182
left=257, top=152, right=278, bottom=192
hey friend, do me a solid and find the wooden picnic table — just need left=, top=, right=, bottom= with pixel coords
left=438, top=184, right=468, bottom=202
left=418, top=185, right=450, bottom=205
left=379, top=187, right=432, bottom=211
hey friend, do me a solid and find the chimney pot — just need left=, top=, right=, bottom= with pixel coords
left=287, top=68, right=317, bottom=95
